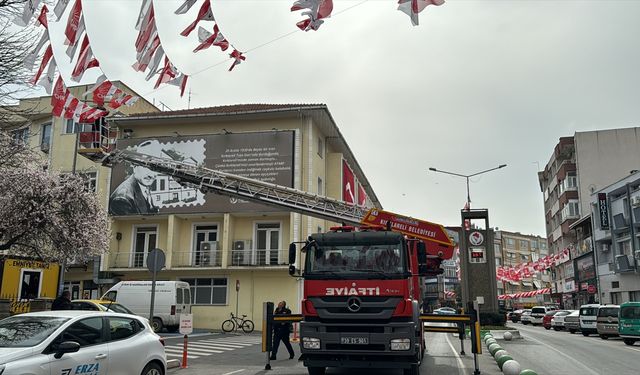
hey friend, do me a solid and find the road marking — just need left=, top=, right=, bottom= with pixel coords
left=443, top=333, right=466, bottom=375
left=222, top=370, right=245, bottom=375
left=165, top=346, right=223, bottom=355
left=523, top=334, right=601, bottom=375
left=188, top=343, right=235, bottom=351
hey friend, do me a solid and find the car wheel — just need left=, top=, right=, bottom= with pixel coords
left=545, top=326, right=551, bottom=330
left=600, top=335, right=608, bottom=340
left=582, top=332, right=589, bottom=337
left=403, top=364, right=420, bottom=375
left=151, top=318, right=164, bottom=333
left=569, top=329, right=576, bottom=334
left=623, top=339, right=636, bottom=346
left=308, top=367, right=326, bottom=375
left=141, top=362, right=163, bottom=375
left=553, top=327, right=561, bottom=331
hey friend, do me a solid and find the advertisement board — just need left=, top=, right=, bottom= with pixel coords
left=109, top=131, right=294, bottom=215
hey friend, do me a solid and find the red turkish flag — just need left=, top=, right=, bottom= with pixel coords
left=342, top=160, right=355, bottom=204
left=357, top=182, right=367, bottom=207
left=181, top=0, right=214, bottom=37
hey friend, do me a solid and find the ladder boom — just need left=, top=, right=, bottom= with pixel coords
left=103, top=150, right=367, bottom=225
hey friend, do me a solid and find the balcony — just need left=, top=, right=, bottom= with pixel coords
left=107, top=249, right=289, bottom=269
left=173, top=251, right=222, bottom=268
left=229, top=249, right=288, bottom=267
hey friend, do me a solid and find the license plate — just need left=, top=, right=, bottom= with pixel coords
left=341, top=337, right=369, bottom=345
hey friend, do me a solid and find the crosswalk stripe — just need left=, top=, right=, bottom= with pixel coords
left=188, top=343, right=234, bottom=351
left=165, top=347, right=223, bottom=355
left=196, top=341, right=252, bottom=348
left=204, top=339, right=259, bottom=345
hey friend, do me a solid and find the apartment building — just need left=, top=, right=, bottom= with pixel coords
left=591, top=172, right=640, bottom=305
left=538, top=128, right=640, bottom=307
left=496, top=230, right=551, bottom=309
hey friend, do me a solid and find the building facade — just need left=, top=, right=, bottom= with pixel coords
left=495, top=230, right=551, bottom=309
left=538, top=128, right=640, bottom=308
left=591, top=172, right=640, bottom=305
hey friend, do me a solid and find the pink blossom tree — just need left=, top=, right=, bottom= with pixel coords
left=0, top=130, right=109, bottom=262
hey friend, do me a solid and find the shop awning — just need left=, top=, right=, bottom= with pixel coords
left=533, top=280, right=542, bottom=288
left=522, top=281, right=533, bottom=287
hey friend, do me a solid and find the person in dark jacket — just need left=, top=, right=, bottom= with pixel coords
left=270, top=300, right=295, bottom=360
left=51, top=291, right=73, bottom=310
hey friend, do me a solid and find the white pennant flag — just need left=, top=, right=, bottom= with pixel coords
left=38, top=59, right=57, bottom=94
left=175, top=0, right=198, bottom=14
left=13, top=0, right=41, bottom=27
left=23, top=32, right=49, bottom=71
left=54, top=0, right=71, bottom=21
left=135, top=0, right=152, bottom=30
left=145, top=46, right=165, bottom=81
left=66, top=17, right=85, bottom=60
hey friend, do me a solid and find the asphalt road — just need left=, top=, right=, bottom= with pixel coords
left=498, top=323, right=640, bottom=375
left=166, top=330, right=502, bottom=375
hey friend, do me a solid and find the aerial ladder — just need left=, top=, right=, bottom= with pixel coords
left=77, top=126, right=454, bottom=256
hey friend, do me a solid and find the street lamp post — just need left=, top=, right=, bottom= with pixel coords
left=428, top=164, right=507, bottom=207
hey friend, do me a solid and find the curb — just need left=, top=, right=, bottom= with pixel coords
left=482, top=333, right=538, bottom=375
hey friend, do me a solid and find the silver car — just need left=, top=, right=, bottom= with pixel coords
left=564, top=310, right=581, bottom=334
left=551, top=310, right=574, bottom=331
left=520, top=310, right=533, bottom=325
left=0, top=310, right=166, bottom=375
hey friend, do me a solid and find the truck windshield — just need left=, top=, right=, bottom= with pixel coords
left=305, top=244, right=406, bottom=279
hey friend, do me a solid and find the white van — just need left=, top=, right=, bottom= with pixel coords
left=530, top=305, right=555, bottom=326
left=102, top=281, right=191, bottom=333
left=578, top=303, right=600, bottom=336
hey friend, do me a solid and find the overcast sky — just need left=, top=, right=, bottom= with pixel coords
left=43, top=0, right=640, bottom=236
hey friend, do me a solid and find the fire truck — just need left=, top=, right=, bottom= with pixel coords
left=84, top=135, right=454, bottom=375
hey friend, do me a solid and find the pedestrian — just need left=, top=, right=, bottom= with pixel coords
left=51, top=291, right=73, bottom=310
left=271, top=301, right=295, bottom=360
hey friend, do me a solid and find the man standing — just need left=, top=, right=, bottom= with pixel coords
left=271, top=301, right=295, bottom=360
left=51, top=291, right=73, bottom=310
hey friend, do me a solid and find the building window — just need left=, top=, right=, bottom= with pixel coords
left=193, top=225, right=218, bottom=266
left=182, top=278, right=227, bottom=305
left=495, top=258, right=501, bottom=266
left=11, top=127, right=29, bottom=144
left=630, top=291, right=640, bottom=302
left=64, top=119, right=83, bottom=134
left=521, top=254, right=528, bottom=261
left=519, top=240, right=529, bottom=250
left=317, top=177, right=323, bottom=195
left=19, top=269, right=42, bottom=300
left=40, top=123, right=52, bottom=152
left=80, top=172, right=97, bottom=192
left=494, top=243, right=501, bottom=255
left=506, top=238, right=515, bottom=247
left=317, top=137, right=324, bottom=158
left=618, top=239, right=632, bottom=257
left=565, top=172, right=577, bottom=190
left=612, top=281, right=620, bottom=289
left=256, top=223, right=281, bottom=265
left=562, top=200, right=580, bottom=220
left=132, top=226, right=157, bottom=267
left=611, top=292, right=622, bottom=304
left=540, top=242, right=547, bottom=250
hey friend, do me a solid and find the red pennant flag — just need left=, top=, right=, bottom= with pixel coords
left=64, top=0, right=82, bottom=45
left=181, top=0, right=214, bottom=37
left=37, top=4, right=49, bottom=28
left=31, top=44, right=53, bottom=85
left=51, top=77, right=68, bottom=117
left=228, top=49, right=245, bottom=71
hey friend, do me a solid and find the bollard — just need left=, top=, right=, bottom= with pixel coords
left=497, top=355, right=513, bottom=370
left=502, top=360, right=521, bottom=375
left=181, top=334, right=188, bottom=369
left=504, top=331, right=513, bottom=341
left=519, top=370, right=538, bottom=375
left=494, top=349, right=508, bottom=360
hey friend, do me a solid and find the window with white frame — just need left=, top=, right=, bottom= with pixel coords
left=132, top=226, right=157, bottom=267
left=182, top=278, right=227, bottom=305
left=519, top=240, right=529, bottom=250
left=565, top=172, right=577, bottom=190
left=256, top=223, right=281, bottom=265
left=193, top=225, right=218, bottom=266
left=562, top=200, right=580, bottom=220
left=11, top=127, right=29, bottom=144
left=80, top=172, right=97, bottom=192
left=64, top=119, right=86, bottom=134
left=506, top=238, right=515, bottom=247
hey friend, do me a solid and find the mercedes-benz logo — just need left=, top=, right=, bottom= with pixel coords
left=347, top=297, right=362, bottom=312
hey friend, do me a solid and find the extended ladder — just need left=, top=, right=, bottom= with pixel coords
left=102, top=149, right=368, bottom=225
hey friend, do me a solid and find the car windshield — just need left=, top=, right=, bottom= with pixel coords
left=598, top=308, right=619, bottom=317
left=100, top=302, right=133, bottom=314
left=305, top=243, right=407, bottom=279
left=531, top=308, right=545, bottom=314
left=0, top=316, right=69, bottom=347
left=580, top=307, right=598, bottom=316
left=620, top=306, right=640, bottom=319
left=556, top=311, right=570, bottom=316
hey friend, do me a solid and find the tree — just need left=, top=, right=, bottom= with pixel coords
left=0, top=130, right=109, bottom=263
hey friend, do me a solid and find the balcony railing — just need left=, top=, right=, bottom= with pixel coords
left=108, top=249, right=288, bottom=269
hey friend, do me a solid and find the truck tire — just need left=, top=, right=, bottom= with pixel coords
left=600, top=334, right=608, bottom=340
left=307, top=367, right=326, bottom=375
left=623, top=339, right=636, bottom=346
left=403, top=364, right=420, bottom=375
left=553, top=327, right=561, bottom=331
left=151, top=318, right=164, bottom=333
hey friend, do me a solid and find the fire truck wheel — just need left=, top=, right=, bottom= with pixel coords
left=307, top=367, right=326, bottom=375
left=403, top=364, right=420, bottom=375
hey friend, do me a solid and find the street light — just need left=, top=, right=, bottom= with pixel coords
left=428, top=164, right=507, bottom=207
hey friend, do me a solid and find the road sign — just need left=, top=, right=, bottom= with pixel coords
left=587, top=284, right=596, bottom=294
left=147, top=248, right=166, bottom=272
left=180, top=313, right=193, bottom=335
left=468, top=231, right=484, bottom=246
left=361, top=209, right=453, bottom=246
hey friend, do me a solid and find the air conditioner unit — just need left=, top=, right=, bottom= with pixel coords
left=615, top=254, right=633, bottom=273
left=232, top=240, right=252, bottom=266
left=199, top=241, right=218, bottom=266
left=632, top=196, right=640, bottom=207
left=601, top=243, right=610, bottom=252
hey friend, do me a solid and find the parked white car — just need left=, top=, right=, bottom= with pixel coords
left=0, top=310, right=166, bottom=375
left=520, top=310, right=533, bottom=325
left=551, top=310, right=574, bottom=331
left=579, top=304, right=600, bottom=336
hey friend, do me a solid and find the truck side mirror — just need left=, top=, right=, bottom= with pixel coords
left=417, top=242, right=427, bottom=264
left=288, top=243, right=297, bottom=265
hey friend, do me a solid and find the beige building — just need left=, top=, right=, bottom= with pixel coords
left=495, top=230, right=551, bottom=308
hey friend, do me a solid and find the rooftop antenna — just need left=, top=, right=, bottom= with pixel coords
left=188, top=88, right=192, bottom=109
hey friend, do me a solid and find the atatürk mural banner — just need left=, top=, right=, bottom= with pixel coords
left=109, top=131, right=294, bottom=215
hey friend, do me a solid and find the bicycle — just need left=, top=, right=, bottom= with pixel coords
left=221, top=312, right=255, bottom=333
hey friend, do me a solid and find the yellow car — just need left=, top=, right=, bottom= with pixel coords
left=70, top=299, right=135, bottom=315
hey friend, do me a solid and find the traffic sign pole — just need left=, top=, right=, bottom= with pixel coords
left=182, top=334, right=188, bottom=369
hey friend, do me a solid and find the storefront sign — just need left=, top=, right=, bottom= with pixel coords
left=563, top=280, right=576, bottom=293
left=598, top=193, right=610, bottom=230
